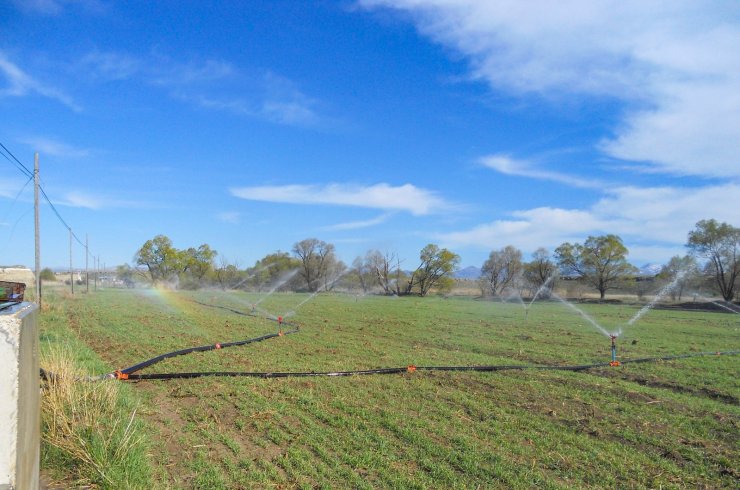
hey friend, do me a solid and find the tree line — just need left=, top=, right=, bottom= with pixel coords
left=478, top=219, right=739, bottom=302
left=122, top=219, right=738, bottom=301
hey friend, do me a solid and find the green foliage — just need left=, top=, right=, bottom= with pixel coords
left=40, top=267, right=56, bottom=281
left=133, top=235, right=182, bottom=285
left=556, top=235, right=636, bottom=299
left=250, top=251, right=302, bottom=291
left=410, top=244, right=461, bottom=296
left=687, top=219, right=740, bottom=301
left=182, top=244, right=217, bottom=281
left=133, top=235, right=217, bottom=288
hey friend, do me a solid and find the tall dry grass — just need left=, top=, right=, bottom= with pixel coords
left=40, top=346, right=152, bottom=488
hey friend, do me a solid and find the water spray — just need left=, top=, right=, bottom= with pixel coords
left=609, top=334, right=620, bottom=366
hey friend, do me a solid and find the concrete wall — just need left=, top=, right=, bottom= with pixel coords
left=0, top=302, right=39, bottom=490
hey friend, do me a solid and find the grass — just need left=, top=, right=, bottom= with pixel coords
left=38, top=288, right=155, bottom=489
left=39, top=287, right=740, bottom=488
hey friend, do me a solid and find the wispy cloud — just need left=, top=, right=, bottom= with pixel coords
left=53, top=190, right=149, bottom=210
left=0, top=177, right=33, bottom=199
left=479, top=154, right=602, bottom=188
left=322, top=212, right=395, bottom=231
left=230, top=183, right=450, bottom=216
left=17, top=136, right=90, bottom=158
left=11, top=0, right=105, bottom=15
left=217, top=211, right=240, bottom=224
left=80, top=51, right=320, bottom=126
left=436, top=183, right=740, bottom=263
left=361, top=0, right=740, bottom=178
left=0, top=52, right=81, bottom=111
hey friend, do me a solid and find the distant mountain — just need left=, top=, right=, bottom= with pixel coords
left=454, top=266, right=481, bottom=280
left=638, top=263, right=662, bottom=277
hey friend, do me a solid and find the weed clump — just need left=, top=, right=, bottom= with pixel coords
left=40, top=346, right=152, bottom=489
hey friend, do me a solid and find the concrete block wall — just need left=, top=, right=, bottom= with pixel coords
left=0, top=303, right=39, bottom=490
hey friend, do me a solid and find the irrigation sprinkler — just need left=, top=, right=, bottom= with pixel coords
left=277, top=316, right=283, bottom=336
left=610, top=335, right=620, bottom=366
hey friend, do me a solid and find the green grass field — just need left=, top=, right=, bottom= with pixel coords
left=39, top=288, right=739, bottom=489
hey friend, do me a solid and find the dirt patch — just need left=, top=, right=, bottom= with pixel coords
left=597, top=371, right=739, bottom=405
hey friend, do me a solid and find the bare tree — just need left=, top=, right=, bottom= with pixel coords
left=523, top=248, right=556, bottom=298
left=481, top=245, right=523, bottom=297
left=365, top=250, right=401, bottom=295
left=214, top=256, right=243, bottom=290
left=292, top=238, right=337, bottom=292
left=659, top=255, right=699, bottom=301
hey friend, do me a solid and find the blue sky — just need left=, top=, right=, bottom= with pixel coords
left=1, top=0, right=739, bottom=271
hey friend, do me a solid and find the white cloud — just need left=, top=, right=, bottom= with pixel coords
left=11, top=0, right=104, bottom=15
left=60, top=192, right=103, bottom=209
left=479, top=154, right=602, bottom=188
left=438, top=207, right=603, bottom=253
left=0, top=52, right=81, bottom=111
left=18, top=136, right=90, bottom=158
left=230, top=183, right=450, bottom=215
left=436, top=183, right=740, bottom=264
left=217, top=212, right=240, bottom=224
left=53, top=190, right=148, bottom=210
left=80, top=51, right=320, bottom=126
left=322, top=212, right=394, bottom=231
left=361, top=0, right=740, bottom=178
left=0, top=178, right=33, bottom=199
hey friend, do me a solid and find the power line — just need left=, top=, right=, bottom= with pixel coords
left=0, top=140, right=101, bottom=266
left=0, top=141, right=33, bottom=178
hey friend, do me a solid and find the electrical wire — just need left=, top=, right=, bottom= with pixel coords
left=0, top=141, right=33, bottom=178
left=0, top=139, right=100, bottom=262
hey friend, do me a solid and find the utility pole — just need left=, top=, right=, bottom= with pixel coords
left=69, top=228, right=74, bottom=294
left=33, top=153, right=41, bottom=306
left=85, top=234, right=89, bottom=293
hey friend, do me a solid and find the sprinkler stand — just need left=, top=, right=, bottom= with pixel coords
left=609, top=335, right=620, bottom=366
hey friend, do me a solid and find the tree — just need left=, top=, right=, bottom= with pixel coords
left=292, top=238, right=338, bottom=292
left=351, top=256, right=374, bottom=293
left=523, top=248, right=556, bottom=298
left=134, top=235, right=184, bottom=285
left=555, top=235, right=636, bottom=300
left=214, top=257, right=244, bottom=290
left=363, top=250, right=404, bottom=295
left=250, top=252, right=302, bottom=292
left=659, top=255, right=699, bottom=301
left=409, top=244, right=460, bottom=296
left=182, top=244, right=217, bottom=282
left=686, top=219, right=740, bottom=301
left=116, top=264, right=136, bottom=288
left=480, top=245, right=523, bottom=297
left=40, top=268, right=56, bottom=282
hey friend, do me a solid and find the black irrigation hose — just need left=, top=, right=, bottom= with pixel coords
left=111, top=328, right=300, bottom=378
left=118, top=350, right=739, bottom=381
left=100, top=302, right=301, bottom=379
